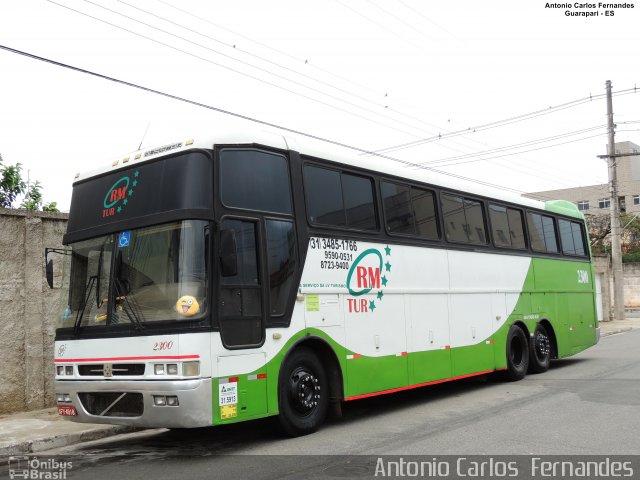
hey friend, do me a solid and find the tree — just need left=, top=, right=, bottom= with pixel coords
left=585, top=212, right=640, bottom=255
left=0, top=154, right=26, bottom=208
left=0, top=153, right=59, bottom=212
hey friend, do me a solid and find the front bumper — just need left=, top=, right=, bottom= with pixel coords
left=54, top=378, right=213, bottom=428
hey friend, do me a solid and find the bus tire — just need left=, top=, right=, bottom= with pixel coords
left=278, top=348, right=328, bottom=437
left=504, top=325, right=529, bottom=381
left=529, top=323, right=551, bottom=374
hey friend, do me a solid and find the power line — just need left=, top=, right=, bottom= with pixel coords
left=63, top=0, right=631, bottom=185
left=418, top=125, right=607, bottom=166
left=370, top=88, right=639, bottom=155
left=0, top=43, right=525, bottom=195
left=70, top=0, right=430, bottom=138
left=334, top=0, right=432, bottom=54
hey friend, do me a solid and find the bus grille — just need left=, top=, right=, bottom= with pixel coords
left=78, top=392, right=144, bottom=417
left=78, top=364, right=145, bottom=376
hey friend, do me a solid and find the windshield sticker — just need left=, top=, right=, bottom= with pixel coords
left=102, top=170, right=140, bottom=219
left=117, top=231, right=131, bottom=248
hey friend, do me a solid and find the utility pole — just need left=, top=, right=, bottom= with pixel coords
left=605, top=80, right=625, bottom=322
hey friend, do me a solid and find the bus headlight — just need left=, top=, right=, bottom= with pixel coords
left=166, top=364, right=178, bottom=375
left=182, top=361, right=200, bottom=377
left=154, top=364, right=165, bottom=375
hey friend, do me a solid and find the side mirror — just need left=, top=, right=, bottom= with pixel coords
left=44, top=248, right=72, bottom=289
left=46, top=259, right=54, bottom=289
left=219, top=229, right=238, bottom=277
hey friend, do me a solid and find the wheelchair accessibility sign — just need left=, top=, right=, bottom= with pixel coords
left=118, top=231, right=131, bottom=248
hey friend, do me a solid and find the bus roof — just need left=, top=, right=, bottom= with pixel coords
left=72, top=130, right=573, bottom=216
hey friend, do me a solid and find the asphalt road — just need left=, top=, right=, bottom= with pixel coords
left=14, top=329, right=640, bottom=479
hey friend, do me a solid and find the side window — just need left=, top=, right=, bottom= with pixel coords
left=527, top=212, right=559, bottom=253
left=342, top=174, right=377, bottom=230
left=559, top=219, right=586, bottom=256
left=304, top=165, right=377, bottom=231
left=381, top=181, right=438, bottom=239
left=489, top=204, right=526, bottom=249
left=381, top=182, right=414, bottom=234
left=265, top=219, right=297, bottom=316
left=220, top=149, right=292, bottom=214
left=304, top=166, right=345, bottom=226
left=412, top=187, right=439, bottom=239
left=219, top=219, right=262, bottom=347
left=441, top=193, right=487, bottom=245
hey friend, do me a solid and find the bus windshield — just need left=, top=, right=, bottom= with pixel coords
left=59, top=220, right=208, bottom=330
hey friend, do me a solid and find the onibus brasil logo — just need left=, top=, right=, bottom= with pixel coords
left=346, top=245, right=391, bottom=313
left=102, top=170, right=140, bottom=218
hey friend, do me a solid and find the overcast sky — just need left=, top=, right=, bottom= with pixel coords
left=1, top=0, right=639, bottom=211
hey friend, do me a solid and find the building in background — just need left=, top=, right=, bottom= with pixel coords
left=525, top=141, right=640, bottom=216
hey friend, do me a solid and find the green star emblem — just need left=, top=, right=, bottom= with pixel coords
left=377, top=290, right=384, bottom=301
left=116, top=206, right=122, bottom=213
left=385, top=261, right=392, bottom=272
left=133, top=180, right=138, bottom=187
left=382, top=276, right=388, bottom=287
left=369, top=300, right=376, bottom=312
left=134, top=171, right=140, bottom=177
left=128, top=189, right=134, bottom=197
left=123, top=199, right=128, bottom=206
left=384, top=245, right=391, bottom=256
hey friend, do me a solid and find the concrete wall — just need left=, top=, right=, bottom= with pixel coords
left=623, top=263, right=640, bottom=308
left=0, top=208, right=68, bottom=415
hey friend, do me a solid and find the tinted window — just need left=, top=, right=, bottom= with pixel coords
left=381, top=182, right=414, bottom=234
left=304, top=165, right=377, bottom=231
left=219, top=218, right=262, bottom=347
left=489, top=204, right=526, bottom=249
left=527, top=212, right=558, bottom=253
left=342, top=174, right=377, bottom=230
left=559, top=219, right=586, bottom=256
left=412, top=188, right=439, bottom=239
left=266, top=219, right=297, bottom=316
left=381, top=181, right=438, bottom=239
left=305, top=166, right=345, bottom=226
left=220, top=150, right=292, bottom=214
left=442, top=193, right=487, bottom=245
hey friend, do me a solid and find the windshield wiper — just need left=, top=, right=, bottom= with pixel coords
left=73, top=275, right=96, bottom=335
left=113, top=278, right=145, bottom=331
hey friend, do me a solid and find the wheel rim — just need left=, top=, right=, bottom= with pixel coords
left=287, top=367, right=321, bottom=415
left=534, top=330, right=550, bottom=363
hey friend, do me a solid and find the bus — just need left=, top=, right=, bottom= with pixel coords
left=52, top=131, right=599, bottom=436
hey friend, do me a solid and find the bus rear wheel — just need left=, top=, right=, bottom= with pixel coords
left=504, top=325, right=529, bottom=381
left=278, top=348, right=328, bottom=437
left=528, top=323, right=551, bottom=373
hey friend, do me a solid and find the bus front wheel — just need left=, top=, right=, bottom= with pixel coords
left=528, top=323, right=551, bottom=373
left=504, top=325, right=529, bottom=381
left=278, top=348, right=328, bottom=436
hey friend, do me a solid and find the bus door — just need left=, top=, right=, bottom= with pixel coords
left=214, top=147, right=299, bottom=422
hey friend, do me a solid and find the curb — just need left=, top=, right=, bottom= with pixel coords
left=601, top=327, right=633, bottom=337
left=0, top=425, right=140, bottom=456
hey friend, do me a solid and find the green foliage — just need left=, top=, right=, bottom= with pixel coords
left=20, top=180, right=43, bottom=211
left=0, top=154, right=27, bottom=208
left=42, top=202, right=59, bottom=212
left=0, top=153, right=58, bottom=211
left=622, top=253, right=640, bottom=263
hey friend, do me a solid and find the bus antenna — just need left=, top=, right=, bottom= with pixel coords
left=137, top=123, right=151, bottom=151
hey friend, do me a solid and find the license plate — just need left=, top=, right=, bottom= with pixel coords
left=57, top=405, right=77, bottom=416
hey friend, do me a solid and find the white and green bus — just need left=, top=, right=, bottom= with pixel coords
left=52, top=131, right=599, bottom=436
